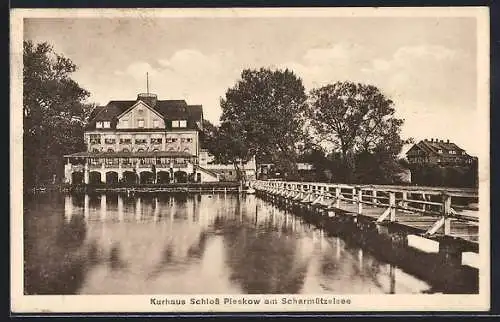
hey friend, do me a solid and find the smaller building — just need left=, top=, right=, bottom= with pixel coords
left=406, top=138, right=475, bottom=166
left=198, top=150, right=257, bottom=182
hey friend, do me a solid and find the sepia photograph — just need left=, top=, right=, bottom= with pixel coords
left=11, top=7, right=490, bottom=313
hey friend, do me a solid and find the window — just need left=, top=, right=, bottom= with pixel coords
left=438, top=149, right=443, bottom=153
left=172, top=120, right=180, bottom=128
left=153, top=119, right=160, bottom=128
left=181, top=138, right=186, bottom=143
left=120, top=138, right=132, bottom=144
left=105, top=137, right=116, bottom=144
left=92, top=148, right=99, bottom=153
left=229, top=171, right=233, bottom=176
left=179, top=120, right=187, bottom=128
left=137, top=148, right=144, bottom=152
left=122, top=148, right=130, bottom=152
left=171, top=138, right=178, bottom=143
left=107, top=148, right=114, bottom=152
left=103, top=121, right=111, bottom=128
left=96, top=121, right=103, bottom=128
left=138, top=108, right=144, bottom=115
left=151, top=138, right=162, bottom=144
left=90, top=134, right=101, bottom=144
left=138, top=119, right=145, bottom=128
left=186, top=138, right=192, bottom=143
left=121, top=119, right=129, bottom=127
left=135, top=138, right=147, bottom=144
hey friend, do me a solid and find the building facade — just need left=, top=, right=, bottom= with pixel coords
left=406, top=138, right=475, bottom=166
left=198, top=150, right=257, bottom=182
left=64, top=93, right=220, bottom=184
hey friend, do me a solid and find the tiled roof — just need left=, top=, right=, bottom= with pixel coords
left=406, top=139, right=472, bottom=158
left=85, top=96, right=203, bottom=130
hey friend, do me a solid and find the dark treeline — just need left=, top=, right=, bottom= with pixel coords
left=23, top=40, right=94, bottom=190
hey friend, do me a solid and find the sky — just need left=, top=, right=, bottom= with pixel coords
left=23, top=14, right=483, bottom=156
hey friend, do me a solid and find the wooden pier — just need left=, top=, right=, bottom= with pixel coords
left=251, top=180, right=480, bottom=293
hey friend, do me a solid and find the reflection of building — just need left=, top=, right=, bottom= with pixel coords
left=64, top=93, right=220, bottom=184
left=406, top=139, right=476, bottom=166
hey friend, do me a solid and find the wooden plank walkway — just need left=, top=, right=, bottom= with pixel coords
left=252, top=180, right=480, bottom=245
left=331, top=201, right=478, bottom=243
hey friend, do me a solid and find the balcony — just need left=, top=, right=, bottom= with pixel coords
left=105, top=163, right=119, bottom=168
left=89, top=163, right=102, bottom=169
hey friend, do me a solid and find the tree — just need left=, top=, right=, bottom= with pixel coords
left=199, top=119, right=222, bottom=161
left=219, top=68, right=307, bottom=180
left=308, top=81, right=411, bottom=183
left=23, top=40, right=92, bottom=189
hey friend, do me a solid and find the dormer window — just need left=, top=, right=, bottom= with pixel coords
left=172, top=120, right=187, bottom=128
left=96, top=121, right=103, bottom=128
left=438, top=149, right=443, bottom=153
left=103, top=121, right=111, bottom=128
left=138, top=119, right=145, bottom=128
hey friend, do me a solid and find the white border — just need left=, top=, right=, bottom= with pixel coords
left=10, top=7, right=490, bottom=313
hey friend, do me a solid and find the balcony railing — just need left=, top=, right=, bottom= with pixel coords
left=89, top=163, right=102, bottom=169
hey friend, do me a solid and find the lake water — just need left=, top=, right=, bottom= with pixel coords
left=23, top=192, right=432, bottom=295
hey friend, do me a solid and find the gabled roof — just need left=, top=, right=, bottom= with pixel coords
left=85, top=95, right=203, bottom=131
left=116, top=100, right=164, bottom=120
left=406, top=139, right=472, bottom=158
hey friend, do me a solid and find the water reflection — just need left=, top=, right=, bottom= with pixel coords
left=23, top=192, right=432, bottom=295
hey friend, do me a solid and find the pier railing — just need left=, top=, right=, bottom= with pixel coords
left=251, top=180, right=479, bottom=239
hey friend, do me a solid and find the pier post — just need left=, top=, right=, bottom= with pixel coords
left=389, top=191, right=396, bottom=222
left=84, top=163, right=89, bottom=184
left=357, top=187, right=363, bottom=216
left=442, top=193, right=452, bottom=235
left=335, top=187, right=341, bottom=208
left=402, top=191, right=408, bottom=210
left=372, top=190, right=377, bottom=206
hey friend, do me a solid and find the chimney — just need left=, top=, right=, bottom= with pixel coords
left=137, top=93, right=158, bottom=107
left=430, top=138, right=434, bottom=142
left=440, top=139, right=443, bottom=143
left=446, top=139, right=450, bottom=143
left=424, top=139, right=428, bottom=142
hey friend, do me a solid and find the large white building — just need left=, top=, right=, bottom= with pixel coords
left=64, top=92, right=223, bottom=184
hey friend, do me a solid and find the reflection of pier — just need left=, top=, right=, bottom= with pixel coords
left=253, top=180, right=480, bottom=294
